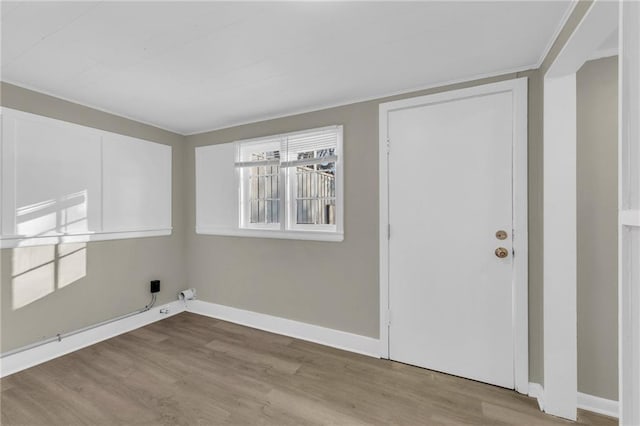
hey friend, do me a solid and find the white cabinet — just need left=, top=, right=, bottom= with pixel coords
left=0, top=108, right=172, bottom=248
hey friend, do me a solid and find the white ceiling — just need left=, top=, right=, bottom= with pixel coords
left=2, top=1, right=572, bottom=135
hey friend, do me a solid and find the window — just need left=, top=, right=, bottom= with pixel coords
left=234, top=126, right=343, bottom=239
left=285, top=130, right=338, bottom=231
left=236, top=138, right=281, bottom=229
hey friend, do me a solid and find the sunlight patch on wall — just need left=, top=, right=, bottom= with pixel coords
left=16, top=211, right=57, bottom=237
left=15, top=191, right=88, bottom=237
left=60, top=191, right=88, bottom=234
left=57, top=243, right=87, bottom=288
left=11, top=243, right=87, bottom=309
left=12, top=245, right=55, bottom=309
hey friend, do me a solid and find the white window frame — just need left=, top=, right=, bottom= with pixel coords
left=235, top=125, right=344, bottom=242
left=285, top=129, right=342, bottom=233
left=236, top=137, right=283, bottom=231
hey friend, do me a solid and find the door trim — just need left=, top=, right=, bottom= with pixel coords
left=542, top=0, right=619, bottom=419
left=619, top=3, right=640, bottom=425
left=378, top=78, right=529, bottom=394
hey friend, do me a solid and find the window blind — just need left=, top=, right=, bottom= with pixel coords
left=234, top=126, right=340, bottom=168
left=234, top=137, right=282, bottom=168
left=284, top=127, right=340, bottom=161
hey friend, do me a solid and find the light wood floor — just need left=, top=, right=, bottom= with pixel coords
left=1, top=312, right=617, bottom=425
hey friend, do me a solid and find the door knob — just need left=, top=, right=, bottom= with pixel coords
left=495, top=247, right=509, bottom=258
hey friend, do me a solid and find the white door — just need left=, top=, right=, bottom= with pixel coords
left=387, top=89, right=516, bottom=389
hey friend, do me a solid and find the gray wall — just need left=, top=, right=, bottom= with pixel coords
left=577, top=56, right=619, bottom=400
left=184, top=70, right=546, bottom=384
left=0, top=82, right=187, bottom=352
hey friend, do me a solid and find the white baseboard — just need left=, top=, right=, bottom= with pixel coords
left=186, top=300, right=381, bottom=358
left=529, top=382, right=545, bottom=411
left=0, top=301, right=186, bottom=378
left=528, top=382, right=619, bottom=419
left=578, top=392, right=619, bottom=418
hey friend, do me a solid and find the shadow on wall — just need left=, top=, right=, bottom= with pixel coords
left=11, top=191, right=89, bottom=310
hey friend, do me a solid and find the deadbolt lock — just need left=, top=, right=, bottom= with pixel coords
left=495, top=247, right=509, bottom=258
left=496, top=230, right=508, bottom=240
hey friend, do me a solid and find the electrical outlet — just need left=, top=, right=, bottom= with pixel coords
left=150, top=280, right=160, bottom=293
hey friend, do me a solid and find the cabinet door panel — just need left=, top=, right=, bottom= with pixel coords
left=102, top=134, right=171, bottom=233
left=195, top=142, right=237, bottom=233
left=13, top=116, right=102, bottom=237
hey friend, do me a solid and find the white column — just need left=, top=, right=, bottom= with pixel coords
left=543, top=74, right=577, bottom=421
left=619, top=2, right=640, bottom=425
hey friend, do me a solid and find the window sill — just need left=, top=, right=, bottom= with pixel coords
left=0, top=228, right=172, bottom=249
left=196, top=227, right=344, bottom=242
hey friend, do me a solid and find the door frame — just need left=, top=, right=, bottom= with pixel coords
left=541, top=0, right=619, bottom=420
left=619, top=3, right=639, bottom=425
left=378, top=78, right=529, bottom=394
